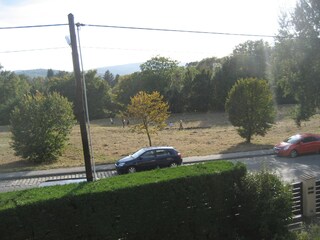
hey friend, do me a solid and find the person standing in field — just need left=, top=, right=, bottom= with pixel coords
left=179, top=120, right=184, bottom=130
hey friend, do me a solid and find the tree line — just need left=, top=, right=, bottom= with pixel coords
left=0, top=41, right=289, bottom=125
left=1, top=0, right=319, bottom=127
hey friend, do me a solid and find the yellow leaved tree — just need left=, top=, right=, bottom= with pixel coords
left=127, top=91, right=169, bottom=146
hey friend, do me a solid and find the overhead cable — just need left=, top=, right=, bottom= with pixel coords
left=0, top=23, right=68, bottom=30
left=0, top=22, right=276, bottom=38
left=85, top=24, right=277, bottom=38
left=0, top=47, right=68, bottom=53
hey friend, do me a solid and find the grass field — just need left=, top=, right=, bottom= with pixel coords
left=1, top=104, right=319, bottom=172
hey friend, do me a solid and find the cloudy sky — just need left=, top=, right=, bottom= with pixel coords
left=0, top=0, right=296, bottom=71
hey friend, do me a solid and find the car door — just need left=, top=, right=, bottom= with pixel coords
left=299, top=137, right=317, bottom=154
left=155, top=149, right=174, bottom=167
left=137, top=150, right=156, bottom=170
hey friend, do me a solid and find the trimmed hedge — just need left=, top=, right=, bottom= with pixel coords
left=0, top=161, right=291, bottom=239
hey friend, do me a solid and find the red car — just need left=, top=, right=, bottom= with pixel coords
left=274, top=133, right=320, bottom=158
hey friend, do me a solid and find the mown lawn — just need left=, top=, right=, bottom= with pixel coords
left=1, top=104, right=319, bottom=172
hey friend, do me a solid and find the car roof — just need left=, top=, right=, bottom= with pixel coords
left=141, top=146, right=175, bottom=151
left=295, top=133, right=320, bottom=138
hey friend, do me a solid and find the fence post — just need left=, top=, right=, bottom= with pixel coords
left=301, top=174, right=316, bottom=218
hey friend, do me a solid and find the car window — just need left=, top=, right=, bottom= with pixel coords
left=132, top=148, right=146, bottom=158
left=141, top=150, right=155, bottom=159
left=285, top=135, right=301, bottom=144
left=302, top=137, right=316, bottom=143
left=155, top=149, right=171, bottom=157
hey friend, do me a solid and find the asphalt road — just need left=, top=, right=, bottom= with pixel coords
left=1, top=153, right=319, bottom=192
left=232, top=154, right=320, bottom=183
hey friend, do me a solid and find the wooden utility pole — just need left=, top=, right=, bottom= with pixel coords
left=68, top=13, right=93, bottom=182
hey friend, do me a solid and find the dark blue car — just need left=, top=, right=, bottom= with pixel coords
left=115, top=146, right=182, bottom=174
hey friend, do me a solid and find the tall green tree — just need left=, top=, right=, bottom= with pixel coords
left=84, top=70, right=113, bottom=119
left=274, top=0, right=320, bottom=125
left=213, top=40, right=271, bottom=111
left=0, top=68, right=30, bottom=125
left=140, top=56, right=180, bottom=97
left=114, top=56, right=183, bottom=113
left=127, top=91, right=169, bottom=146
left=10, top=92, right=75, bottom=163
left=113, top=72, right=143, bottom=110
left=47, top=72, right=76, bottom=104
left=48, top=70, right=115, bottom=119
left=186, top=70, right=213, bottom=112
left=103, top=70, right=115, bottom=87
left=225, top=78, right=275, bottom=143
left=47, top=69, right=54, bottom=79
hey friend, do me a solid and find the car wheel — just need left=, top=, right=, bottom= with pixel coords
left=169, top=162, right=178, bottom=168
left=127, top=166, right=137, bottom=173
left=290, top=150, right=298, bottom=158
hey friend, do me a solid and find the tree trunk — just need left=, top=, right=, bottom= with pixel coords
left=246, top=135, right=251, bottom=143
left=147, top=130, right=152, bottom=146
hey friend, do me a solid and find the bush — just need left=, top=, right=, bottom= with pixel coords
left=10, top=92, right=75, bottom=163
left=236, top=169, right=293, bottom=240
left=293, top=223, right=320, bottom=240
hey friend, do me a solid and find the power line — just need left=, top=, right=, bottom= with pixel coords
left=0, top=23, right=68, bottom=30
left=0, top=47, right=68, bottom=54
left=85, top=24, right=277, bottom=38
left=0, top=22, right=276, bottom=38
left=0, top=22, right=279, bottom=57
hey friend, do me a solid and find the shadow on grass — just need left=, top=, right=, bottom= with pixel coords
left=91, top=112, right=232, bottom=128
left=0, top=125, right=10, bottom=132
left=0, top=159, right=54, bottom=174
left=221, top=142, right=274, bottom=154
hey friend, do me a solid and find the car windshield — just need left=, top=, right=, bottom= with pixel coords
left=131, top=148, right=147, bottom=158
left=284, top=135, right=301, bottom=144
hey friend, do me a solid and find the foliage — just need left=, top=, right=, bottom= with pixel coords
left=236, top=169, right=293, bottom=240
left=47, top=70, right=115, bottom=119
left=47, top=72, right=76, bottom=105
left=232, top=40, right=271, bottom=80
left=47, top=69, right=54, bottom=78
left=225, top=78, right=275, bottom=143
left=0, top=161, right=246, bottom=240
left=103, top=70, right=116, bottom=87
left=294, top=223, right=320, bottom=240
left=10, top=92, right=75, bottom=163
left=139, top=56, right=185, bottom=112
left=0, top=162, right=293, bottom=240
left=212, top=40, right=271, bottom=111
left=0, top=69, right=30, bottom=125
left=139, top=56, right=178, bottom=94
left=274, top=0, right=320, bottom=125
left=127, top=91, right=169, bottom=146
left=112, top=72, right=143, bottom=109
left=186, top=69, right=213, bottom=112
left=84, top=70, right=113, bottom=119
left=186, top=57, right=222, bottom=72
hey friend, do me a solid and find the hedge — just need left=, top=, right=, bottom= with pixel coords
left=0, top=161, right=291, bottom=239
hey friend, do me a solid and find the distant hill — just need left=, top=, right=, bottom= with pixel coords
left=96, top=63, right=141, bottom=76
left=15, top=69, right=60, bottom=78
left=14, top=63, right=141, bottom=78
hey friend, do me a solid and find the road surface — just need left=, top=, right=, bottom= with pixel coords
left=1, top=153, right=319, bottom=192
left=232, top=154, right=320, bottom=183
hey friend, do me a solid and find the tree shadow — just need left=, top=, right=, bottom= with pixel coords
left=0, top=125, right=10, bottom=132
left=0, top=160, right=37, bottom=173
left=220, top=142, right=274, bottom=154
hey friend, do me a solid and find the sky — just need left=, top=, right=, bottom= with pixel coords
left=0, top=0, right=297, bottom=72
